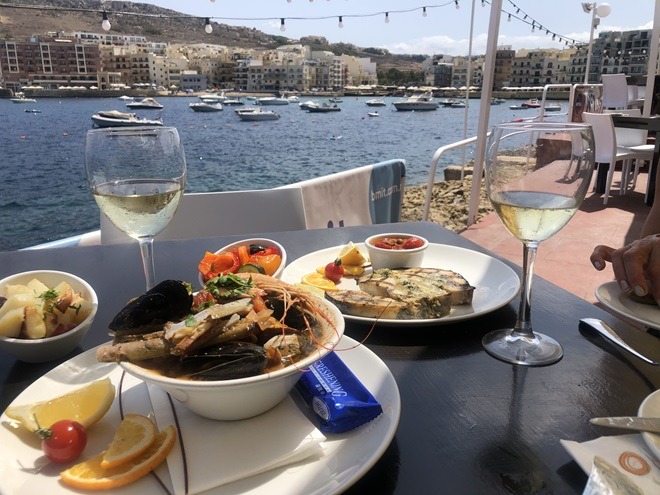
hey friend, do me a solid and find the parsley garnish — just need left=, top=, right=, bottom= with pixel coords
left=205, top=273, right=253, bottom=300
left=39, top=289, right=59, bottom=300
left=185, top=315, right=196, bottom=327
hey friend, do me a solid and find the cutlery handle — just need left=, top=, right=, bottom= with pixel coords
left=580, top=318, right=659, bottom=366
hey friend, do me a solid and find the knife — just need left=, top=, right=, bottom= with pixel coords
left=579, top=318, right=659, bottom=366
left=590, top=416, right=660, bottom=434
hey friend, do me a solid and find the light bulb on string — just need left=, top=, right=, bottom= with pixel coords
left=280, top=18, right=286, bottom=32
left=531, top=22, right=535, bottom=32
left=507, top=14, right=511, bottom=22
left=204, top=18, right=212, bottom=34
left=385, top=12, right=390, bottom=23
left=101, top=12, right=111, bottom=31
left=422, top=7, right=427, bottom=17
left=552, top=34, right=556, bottom=40
left=338, top=16, right=343, bottom=28
left=455, top=0, right=460, bottom=9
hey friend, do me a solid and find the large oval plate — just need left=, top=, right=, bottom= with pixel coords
left=638, top=389, right=660, bottom=461
left=595, top=281, right=660, bottom=329
left=282, top=243, right=521, bottom=327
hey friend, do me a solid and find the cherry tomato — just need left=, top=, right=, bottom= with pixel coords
left=324, top=259, right=344, bottom=283
left=402, top=237, right=425, bottom=249
left=38, top=420, right=87, bottom=464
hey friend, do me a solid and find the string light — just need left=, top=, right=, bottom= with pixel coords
left=507, top=14, right=511, bottom=22
left=204, top=18, right=212, bottom=34
left=101, top=11, right=111, bottom=31
left=531, top=21, right=535, bottom=32
left=338, top=15, right=343, bottom=28
left=385, top=12, right=390, bottom=23
left=455, top=1, right=460, bottom=10
left=423, top=7, right=427, bottom=17
left=280, top=18, right=286, bottom=32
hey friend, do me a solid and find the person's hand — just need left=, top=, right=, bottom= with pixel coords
left=590, top=234, right=660, bottom=303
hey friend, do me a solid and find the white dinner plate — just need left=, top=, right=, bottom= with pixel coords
left=638, top=389, right=660, bottom=461
left=595, top=281, right=660, bottom=329
left=0, top=336, right=400, bottom=495
left=282, top=243, right=521, bottom=327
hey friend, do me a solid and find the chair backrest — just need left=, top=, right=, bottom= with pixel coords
left=603, top=108, right=648, bottom=146
left=100, top=188, right=307, bottom=244
left=569, top=84, right=603, bottom=122
left=281, top=159, right=406, bottom=229
left=601, top=74, right=629, bottom=109
left=582, top=112, right=617, bottom=163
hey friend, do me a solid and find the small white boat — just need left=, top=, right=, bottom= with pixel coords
left=189, top=102, right=223, bottom=112
left=24, top=109, right=41, bottom=113
left=222, top=98, right=244, bottom=106
left=299, top=100, right=320, bottom=110
left=491, top=98, right=506, bottom=105
left=544, top=104, right=562, bottom=112
left=365, top=99, right=387, bottom=107
left=393, top=92, right=438, bottom=111
left=287, top=95, right=300, bottom=102
left=256, top=96, right=289, bottom=106
left=509, top=104, right=529, bottom=110
left=450, top=100, right=466, bottom=108
left=368, top=111, right=380, bottom=117
left=307, top=103, right=341, bottom=113
left=199, top=92, right=226, bottom=103
left=10, top=93, right=37, bottom=104
left=329, top=97, right=343, bottom=103
left=91, top=110, right=163, bottom=127
left=118, top=95, right=134, bottom=101
left=126, top=97, right=164, bottom=109
left=237, top=109, right=280, bottom=121
left=521, top=98, right=542, bottom=108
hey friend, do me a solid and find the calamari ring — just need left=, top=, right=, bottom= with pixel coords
left=618, top=451, right=651, bottom=476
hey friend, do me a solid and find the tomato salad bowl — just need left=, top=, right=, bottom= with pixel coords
left=364, top=233, right=429, bottom=270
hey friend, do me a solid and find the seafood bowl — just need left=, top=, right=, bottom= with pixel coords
left=365, top=233, right=429, bottom=270
left=117, top=287, right=344, bottom=421
left=197, top=238, right=287, bottom=287
left=0, top=270, right=98, bottom=363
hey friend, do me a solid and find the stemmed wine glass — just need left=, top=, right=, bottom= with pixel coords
left=482, top=122, right=594, bottom=366
left=85, top=126, right=186, bottom=290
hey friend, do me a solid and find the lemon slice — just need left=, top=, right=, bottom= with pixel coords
left=301, top=273, right=339, bottom=292
left=342, top=265, right=365, bottom=276
left=5, top=378, right=115, bottom=432
left=101, top=414, right=157, bottom=469
left=61, top=425, right=176, bottom=491
left=295, top=283, right=326, bottom=298
left=338, top=242, right=367, bottom=266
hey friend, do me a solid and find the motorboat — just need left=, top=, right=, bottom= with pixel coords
left=368, top=111, right=380, bottom=117
left=255, top=96, right=290, bottom=105
left=222, top=98, right=244, bottom=106
left=286, top=95, right=300, bottom=102
left=10, top=93, right=37, bottom=103
left=450, top=100, right=466, bottom=108
left=237, top=109, right=280, bottom=121
left=235, top=107, right=258, bottom=115
left=440, top=98, right=459, bottom=107
left=299, top=100, right=320, bottom=110
left=199, top=92, right=225, bottom=103
left=91, top=110, right=163, bottom=127
left=189, top=102, right=223, bottom=112
left=118, top=95, right=134, bottom=101
left=329, top=97, right=343, bottom=103
left=521, top=98, right=542, bottom=108
left=24, top=109, right=41, bottom=113
left=544, top=104, right=562, bottom=112
left=306, top=103, right=341, bottom=113
left=392, top=92, right=439, bottom=111
left=509, top=104, right=529, bottom=110
left=126, top=97, right=164, bottom=109
left=365, top=99, right=387, bottom=107
left=491, top=98, right=506, bottom=105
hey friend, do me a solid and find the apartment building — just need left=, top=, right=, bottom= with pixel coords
left=422, top=54, right=454, bottom=87
left=0, top=37, right=100, bottom=90
left=494, top=46, right=515, bottom=89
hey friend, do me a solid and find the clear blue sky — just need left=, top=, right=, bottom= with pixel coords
left=137, top=0, right=654, bottom=56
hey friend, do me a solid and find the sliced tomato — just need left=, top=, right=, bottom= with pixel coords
left=250, top=254, right=281, bottom=276
left=237, top=245, right=251, bottom=266
left=251, top=294, right=267, bottom=312
left=193, top=290, right=215, bottom=310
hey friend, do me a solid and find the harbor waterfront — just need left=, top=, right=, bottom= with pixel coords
left=0, top=94, right=555, bottom=251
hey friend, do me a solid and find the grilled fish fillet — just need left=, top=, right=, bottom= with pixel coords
left=325, top=289, right=450, bottom=320
left=359, top=268, right=474, bottom=306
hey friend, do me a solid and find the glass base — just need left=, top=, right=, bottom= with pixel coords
left=482, top=329, right=563, bottom=366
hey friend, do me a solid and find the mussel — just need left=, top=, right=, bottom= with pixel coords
left=109, top=280, right=192, bottom=337
left=179, top=342, right=268, bottom=381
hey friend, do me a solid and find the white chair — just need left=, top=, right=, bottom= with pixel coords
left=601, top=74, right=640, bottom=110
left=100, top=188, right=307, bottom=244
left=281, top=159, right=406, bottom=229
left=582, top=112, right=654, bottom=204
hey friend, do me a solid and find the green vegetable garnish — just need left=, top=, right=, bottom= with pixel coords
left=39, top=289, right=59, bottom=300
left=185, top=315, right=196, bottom=327
left=205, top=273, right=253, bottom=300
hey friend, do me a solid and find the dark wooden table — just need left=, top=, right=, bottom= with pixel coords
left=611, top=114, right=660, bottom=206
left=1, top=222, right=659, bottom=494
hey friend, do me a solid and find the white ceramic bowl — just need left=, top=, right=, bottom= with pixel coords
left=0, top=270, right=98, bottom=363
left=365, top=233, right=429, bottom=270
left=120, top=296, right=344, bottom=421
left=198, top=238, right=287, bottom=288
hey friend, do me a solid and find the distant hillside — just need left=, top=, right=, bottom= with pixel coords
left=0, top=0, right=423, bottom=75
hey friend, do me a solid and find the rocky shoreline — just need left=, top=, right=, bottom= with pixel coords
left=400, top=170, right=494, bottom=233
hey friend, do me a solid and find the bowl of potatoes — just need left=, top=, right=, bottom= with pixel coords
left=0, top=270, right=97, bottom=363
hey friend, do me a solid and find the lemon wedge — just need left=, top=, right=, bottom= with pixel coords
left=295, top=283, right=327, bottom=298
left=5, top=377, right=115, bottom=432
left=338, top=242, right=367, bottom=266
left=301, top=273, right=339, bottom=292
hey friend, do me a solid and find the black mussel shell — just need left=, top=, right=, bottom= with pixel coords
left=265, top=297, right=318, bottom=329
left=109, top=280, right=192, bottom=335
left=180, top=342, right=268, bottom=381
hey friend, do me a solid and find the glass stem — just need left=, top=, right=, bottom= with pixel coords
left=513, top=241, right=538, bottom=338
left=138, top=236, right=156, bottom=290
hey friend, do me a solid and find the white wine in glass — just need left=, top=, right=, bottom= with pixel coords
left=85, top=127, right=187, bottom=290
left=482, top=122, right=594, bottom=366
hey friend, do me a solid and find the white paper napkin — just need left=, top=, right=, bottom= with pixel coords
left=147, top=385, right=326, bottom=495
left=561, top=434, right=660, bottom=494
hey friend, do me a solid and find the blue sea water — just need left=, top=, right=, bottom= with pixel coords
left=0, top=95, right=537, bottom=251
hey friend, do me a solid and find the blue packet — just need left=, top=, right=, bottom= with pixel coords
left=295, top=351, right=382, bottom=434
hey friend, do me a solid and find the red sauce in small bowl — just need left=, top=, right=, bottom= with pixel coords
left=370, top=236, right=425, bottom=250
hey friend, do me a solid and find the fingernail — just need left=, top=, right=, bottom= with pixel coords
left=634, top=285, right=647, bottom=296
left=594, top=261, right=603, bottom=269
left=619, top=280, right=630, bottom=291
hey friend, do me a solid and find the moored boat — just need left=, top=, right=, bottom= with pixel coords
left=222, top=98, right=244, bottom=106
left=491, top=98, right=506, bottom=105
left=237, top=109, right=280, bottom=121
left=126, top=97, right=164, bottom=109
left=91, top=110, right=163, bottom=127
left=521, top=98, right=542, bottom=108
left=256, top=96, right=289, bottom=105
left=544, top=104, right=562, bottom=112
left=199, top=92, right=226, bottom=103
left=393, top=92, right=439, bottom=111
left=509, top=104, right=529, bottom=110
left=189, top=102, right=223, bottom=112
left=365, top=99, right=387, bottom=107
left=10, top=93, right=37, bottom=103
left=368, top=111, right=380, bottom=117
left=299, top=100, right=320, bottom=110
left=118, top=95, right=134, bottom=101
left=307, top=103, right=341, bottom=113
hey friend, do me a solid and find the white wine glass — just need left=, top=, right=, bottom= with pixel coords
left=85, top=126, right=186, bottom=290
left=482, top=122, right=594, bottom=366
